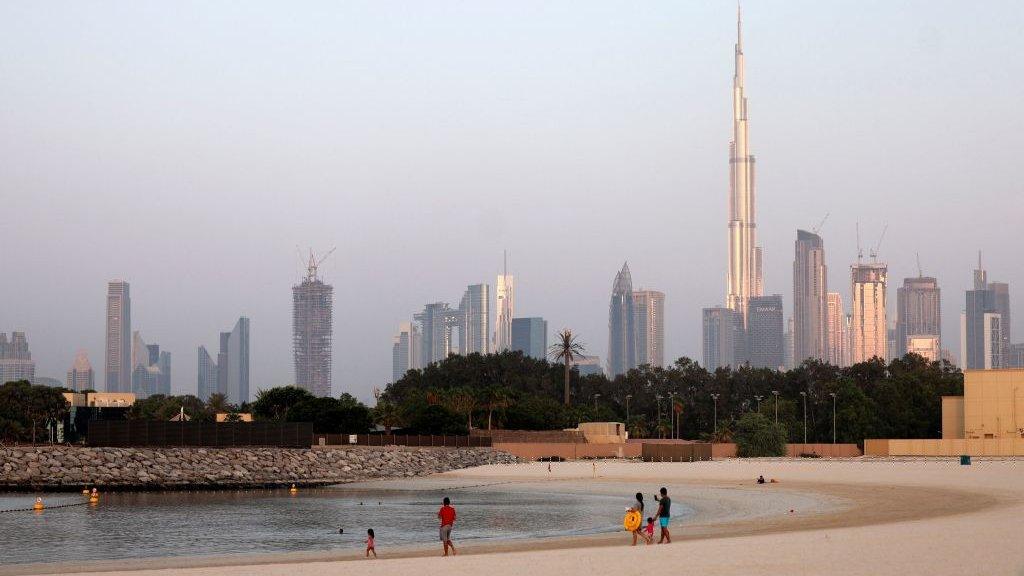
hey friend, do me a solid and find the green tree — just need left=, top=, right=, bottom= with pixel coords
left=548, top=329, right=586, bottom=407
left=372, top=400, right=401, bottom=433
left=252, top=386, right=314, bottom=420
left=407, top=404, right=466, bottom=435
left=285, top=396, right=372, bottom=434
left=733, top=412, right=787, bottom=457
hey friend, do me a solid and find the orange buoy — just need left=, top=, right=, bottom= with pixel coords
left=33, top=497, right=44, bottom=511
left=289, top=484, right=298, bottom=494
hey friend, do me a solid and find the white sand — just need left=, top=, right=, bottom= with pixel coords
left=13, top=459, right=1024, bottom=576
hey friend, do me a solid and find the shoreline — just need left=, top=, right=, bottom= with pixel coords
left=0, top=462, right=1004, bottom=576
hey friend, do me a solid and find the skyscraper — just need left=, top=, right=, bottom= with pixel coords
left=511, top=317, right=548, bottom=360
left=105, top=280, right=131, bottom=392
left=793, top=230, right=828, bottom=364
left=632, top=290, right=665, bottom=368
left=702, top=307, right=739, bottom=370
left=851, top=262, right=888, bottom=363
left=826, top=292, right=848, bottom=367
left=197, top=317, right=249, bottom=403
left=0, top=332, right=36, bottom=384
left=726, top=8, right=764, bottom=326
left=963, top=255, right=1009, bottom=370
left=895, top=276, right=941, bottom=358
left=131, top=332, right=170, bottom=398
left=225, top=317, right=250, bottom=404
left=495, top=254, right=514, bottom=352
left=459, top=284, right=490, bottom=355
left=608, top=262, right=637, bottom=377
left=66, top=350, right=95, bottom=391
left=197, top=345, right=218, bottom=401
left=391, top=322, right=421, bottom=382
left=748, top=295, right=785, bottom=370
left=293, top=255, right=333, bottom=397
left=415, top=302, right=460, bottom=366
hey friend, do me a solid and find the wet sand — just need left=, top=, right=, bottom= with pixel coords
left=5, top=459, right=1021, bottom=576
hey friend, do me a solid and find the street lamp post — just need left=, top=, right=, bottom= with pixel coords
left=754, top=395, right=763, bottom=413
left=710, top=393, right=720, bottom=438
left=593, top=393, right=601, bottom=412
left=830, top=392, right=837, bottom=444
left=669, top=392, right=677, bottom=439
left=625, top=394, right=632, bottom=422
left=799, top=391, right=808, bottom=448
left=772, top=390, right=779, bottom=423
left=655, top=395, right=663, bottom=438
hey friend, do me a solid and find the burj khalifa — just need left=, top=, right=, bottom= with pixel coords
left=726, top=6, right=763, bottom=326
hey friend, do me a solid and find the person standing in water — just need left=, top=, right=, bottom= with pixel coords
left=652, top=487, right=672, bottom=544
left=438, top=496, right=457, bottom=556
left=365, top=529, right=376, bottom=558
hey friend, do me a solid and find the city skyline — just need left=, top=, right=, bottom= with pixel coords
left=3, top=2, right=1022, bottom=401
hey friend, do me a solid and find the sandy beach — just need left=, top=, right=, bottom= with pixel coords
left=8, top=458, right=1024, bottom=576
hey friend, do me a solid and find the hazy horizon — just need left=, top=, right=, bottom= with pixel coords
left=3, top=1, right=1022, bottom=402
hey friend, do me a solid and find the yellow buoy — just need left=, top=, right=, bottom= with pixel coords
left=623, top=509, right=642, bottom=532
left=289, top=484, right=298, bottom=494
left=82, top=488, right=90, bottom=495
left=33, top=498, right=44, bottom=511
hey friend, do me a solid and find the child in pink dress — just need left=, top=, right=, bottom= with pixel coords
left=366, top=529, right=377, bottom=558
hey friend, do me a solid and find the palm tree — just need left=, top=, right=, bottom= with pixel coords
left=481, top=387, right=512, bottom=430
left=548, top=329, right=586, bottom=407
left=373, top=401, right=400, bottom=434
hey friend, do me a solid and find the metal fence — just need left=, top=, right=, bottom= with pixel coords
left=641, top=443, right=713, bottom=462
left=86, top=421, right=313, bottom=448
left=314, top=434, right=492, bottom=448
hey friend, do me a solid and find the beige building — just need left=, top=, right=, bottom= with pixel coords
left=632, top=290, right=665, bottom=367
left=63, top=392, right=136, bottom=408
left=851, top=262, right=887, bottom=363
left=907, top=336, right=940, bottom=362
left=867, top=369, right=1024, bottom=456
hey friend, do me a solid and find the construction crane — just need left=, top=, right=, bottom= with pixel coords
left=811, top=212, right=830, bottom=235
left=916, top=252, right=923, bottom=278
left=303, top=247, right=336, bottom=282
left=869, top=224, right=888, bottom=262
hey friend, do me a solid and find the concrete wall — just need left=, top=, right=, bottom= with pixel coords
left=712, top=443, right=862, bottom=458
left=962, top=369, right=1024, bottom=439
left=493, top=442, right=641, bottom=460
left=942, top=396, right=965, bottom=439
left=864, top=438, right=1024, bottom=456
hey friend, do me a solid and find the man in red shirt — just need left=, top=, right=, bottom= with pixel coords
left=437, top=496, right=457, bottom=556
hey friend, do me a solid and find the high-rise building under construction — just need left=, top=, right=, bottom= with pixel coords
left=293, top=251, right=334, bottom=397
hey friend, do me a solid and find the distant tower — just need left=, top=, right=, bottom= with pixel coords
left=225, top=317, right=250, bottom=404
left=459, top=284, right=491, bottom=355
left=0, top=332, right=36, bottom=384
left=826, top=292, right=847, bottom=367
left=851, top=262, right=888, bottom=363
left=197, top=345, right=218, bottom=401
left=391, top=322, right=421, bottom=382
left=632, top=290, right=665, bottom=367
left=66, top=350, right=95, bottom=392
left=511, top=317, right=548, bottom=360
left=702, top=307, right=739, bottom=370
left=415, top=302, right=460, bottom=366
left=895, top=275, right=941, bottom=359
left=793, top=230, right=828, bottom=364
left=495, top=252, right=514, bottom=352
left=105, top=280, right=131, bottom=392
left=293, top=250, right=334, bottom=397
left=608, top=262, right=637, bottom=377
left=748, top=295, right=785, bottom=370
left=726, top=6, right=765, bottom=326
left=963, top=253, right=1010, bottom=369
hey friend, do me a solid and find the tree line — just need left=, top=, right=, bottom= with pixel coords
left=381, top=350, right=963, bottom=446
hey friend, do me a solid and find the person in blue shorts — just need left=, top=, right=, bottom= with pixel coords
left=652, top=487, right=672, bottom=544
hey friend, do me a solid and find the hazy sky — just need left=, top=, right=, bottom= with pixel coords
left=2, top=1, right=1022, bottom=402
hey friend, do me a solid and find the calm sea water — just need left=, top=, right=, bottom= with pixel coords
left=0, top=486, right=643, bottom=565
